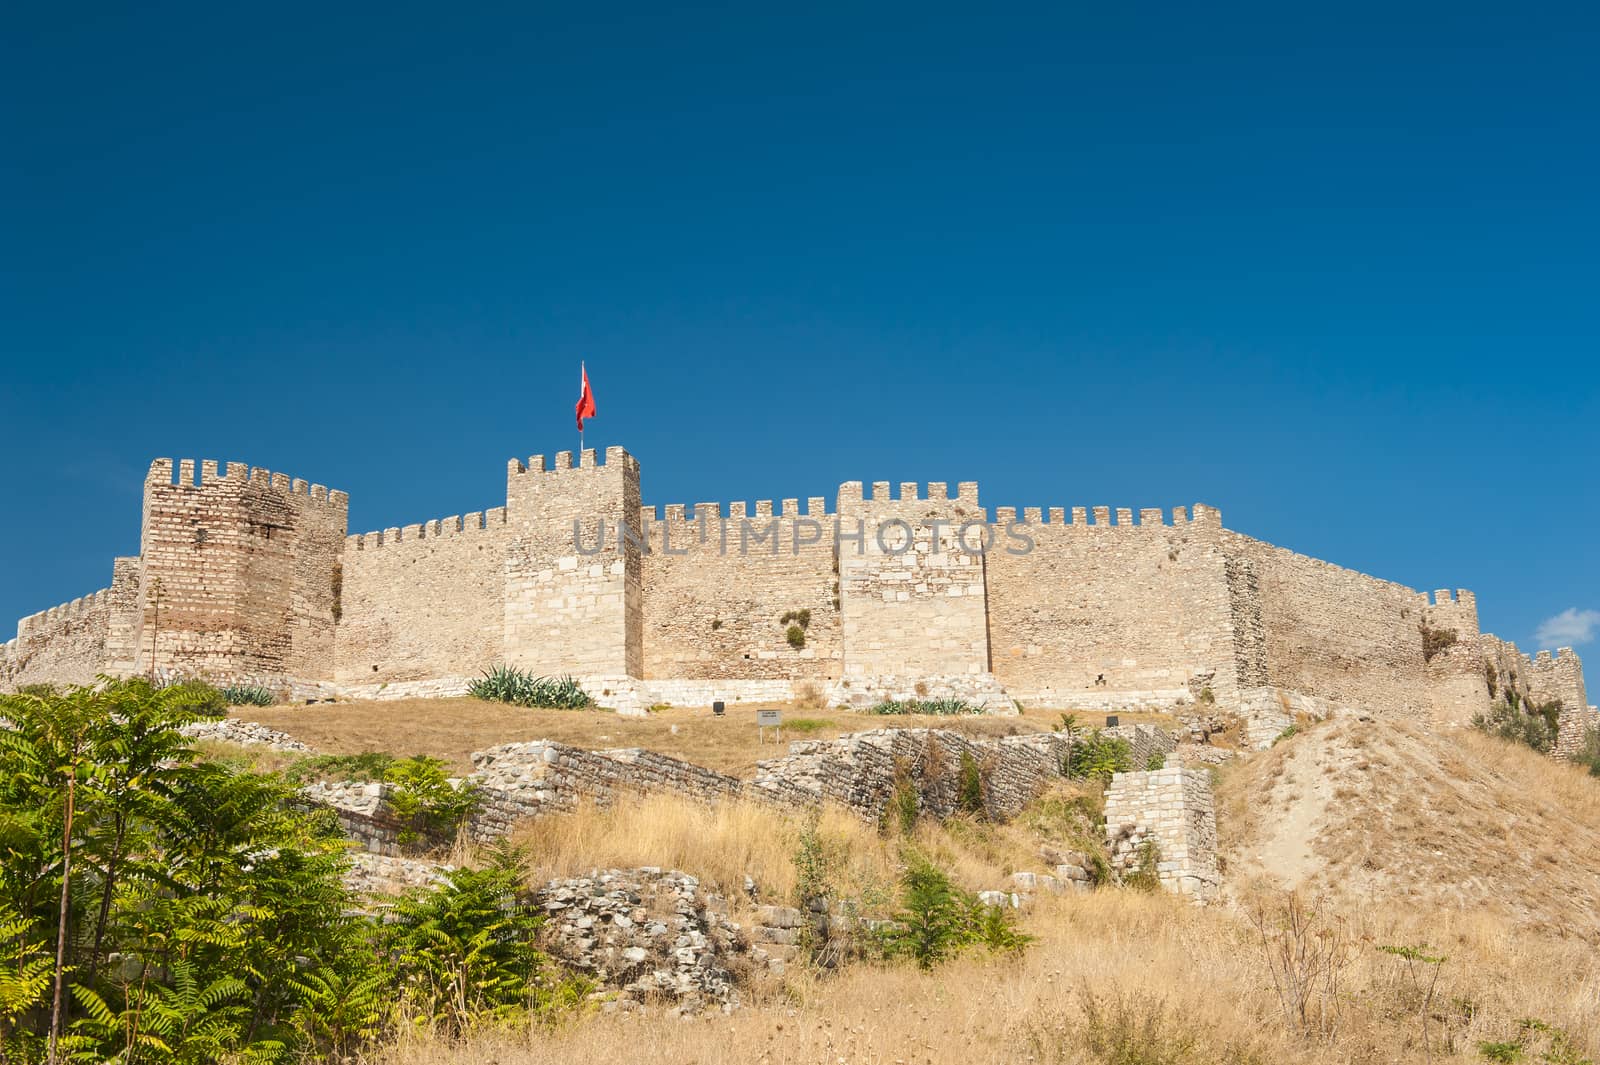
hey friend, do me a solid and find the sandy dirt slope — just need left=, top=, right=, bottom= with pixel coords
left=1217, top=715, right=1600, bottom=939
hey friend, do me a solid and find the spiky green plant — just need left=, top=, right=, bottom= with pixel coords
left=468, top=667, right=593, bottom=709
left=865, top=698, right=981, bottom=716
left=218, top=684, right=276, bottom=707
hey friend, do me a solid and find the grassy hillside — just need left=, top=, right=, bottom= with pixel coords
left=355, top=721, right=1600, bottom=1065
left=1218, top=715, right=1600, bottom=938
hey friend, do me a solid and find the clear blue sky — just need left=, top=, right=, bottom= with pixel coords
left=3, top=2, right=1596, bottom=653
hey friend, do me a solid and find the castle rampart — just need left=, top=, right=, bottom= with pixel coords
left=4, top=445, right=1590, bottom=741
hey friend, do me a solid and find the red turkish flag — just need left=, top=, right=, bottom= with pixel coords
left=575, top=363, right=597, bottom=431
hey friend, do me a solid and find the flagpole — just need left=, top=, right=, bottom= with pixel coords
left=579, top=361, right=584, bottom=455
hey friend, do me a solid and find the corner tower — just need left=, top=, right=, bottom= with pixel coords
left=129, top=459, right=348, bottom=681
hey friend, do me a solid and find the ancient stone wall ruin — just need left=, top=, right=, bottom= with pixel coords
left=1103, top=767, right=1220, bottom=897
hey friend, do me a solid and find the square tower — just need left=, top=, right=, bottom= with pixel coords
left=503, top=447, right=643, bottom=679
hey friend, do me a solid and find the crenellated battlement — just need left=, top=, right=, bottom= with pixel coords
left=349, top=507, right=508, bottom=550
left=507, top=446, right=639, bottom=478
left=834, top=480, right=983, bottom=508
left=16, top=588, right=112, bottom=638
left=642, top=496, right=835, bottom=524
left=146, top=458, right=349, bottom=508
left=986, top=503, right=1223, bottom=527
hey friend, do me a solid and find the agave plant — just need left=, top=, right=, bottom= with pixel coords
left=217, top=684, right=275, bottom=707
left=468, top=667, right=592, bottom=710
left=865, top=698, right=980, bottom=716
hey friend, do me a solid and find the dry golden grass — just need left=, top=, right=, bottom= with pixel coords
left=323, top=711, right=1600, bottom=1064
left=361, top=889, right=1600, bottom=1064
left=508, top=789, right=1068, bottom=909
left=233, top=697, right=1174, bottom=775
left=1218, top=716, right=1600, bottom=940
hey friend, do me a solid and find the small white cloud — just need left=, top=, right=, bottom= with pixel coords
left=1534, top=607, right=1600, bottom=648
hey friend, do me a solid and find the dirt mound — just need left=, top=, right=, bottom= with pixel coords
left=1218, top=715, right=1600, bottom=939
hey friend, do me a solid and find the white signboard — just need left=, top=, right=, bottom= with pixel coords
left=756, top=710, right=782, bottom=727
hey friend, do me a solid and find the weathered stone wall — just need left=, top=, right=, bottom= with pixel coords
left=749, top=727, right=1077, bottom=822
left=134, top=459, right=348, bottom=682
left=836, top=481, right=990, bottom=683
left=334, top=510, right=510, bottom=684
left=1104, top=767, right=1219, bottom=897
left=1222, top=531, right=1430, bottom=717
left=986, top=504, right=1239, bottom=705
left=536, top=869, right=755, bottom=1012
left=103, top=557, right=144, bottom=675
left=641, top=502, right=840, bottom=680
left=1530, top=648, right=1591, bottom=755
left=1, top=588, right=112, bottom=688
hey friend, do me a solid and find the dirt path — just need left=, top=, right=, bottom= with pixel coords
left=1236, top=733, right=1341, bottom=890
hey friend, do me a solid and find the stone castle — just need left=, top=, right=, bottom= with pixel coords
left=3, top=446, right=1592, bottom=744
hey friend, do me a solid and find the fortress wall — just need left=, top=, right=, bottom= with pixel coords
left=103, top=557, right=145, bottom=675
left=835, top=481, right=990, bottom=679
left=1427, top=641, right=1494, bottom=728
left=640, top=500, right=840, bottom=680
left=1422, top=588, right=1480, bottom=640
left=1529, top=648, right=1590, bottom=755
left=333, top=511, right=511, bottom=684
left=503, top=448, right=643, bottom=678
left=286, top=475, right=350, bottom=678
left=1421, top=590, right=1491, bottom=727
left=1221, top=531, right=1428, bottom=716
left=138, top=460, right=349, bottom=680
left=984, top=504, right=1238, bottom=705
left=1529, top=647, right=1587, bottom=714
left=2, top=588, right=113, bottom=689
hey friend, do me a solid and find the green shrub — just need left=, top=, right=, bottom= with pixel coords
left=876, top=855, right=1030, bottom=967
left=1146, top=752, right=1166, bottom=771
left=792, top=814, right=834, bottom=905
left=468, top=667, right=593, bottom=709
left=1122, top=838, right=1162, bottom=891
left=866, top=698, right=981, bottom=716
left=1473, top=692, right=1560, bottom=755
left=1476, top=1017, right=1592, bottom=1065
left=1274, top=723, right=1299, bottom=745
left=378, top=846, right=587, bottom=1035
left=0, top=679, right=588, bottom=1061
left=383, top=755, right=480, bottom=850
left=218, top=683, right=276, bottom=706
left=286, top=751, right=397, bottom=784
left=1573, top=726, right=1600, bottom=779
left=785, top=717, right=830, bottom=734
left=957, top=751, right=986, bottom=817
left=779, top=608, right=811, bottom=629
left=1066, top=730, right=1133, bottom=782
left=786, top=624, right=806, bottom=649
left=884, top=762, right=920, bottom=836
left=1420, top=622, right=1459, bottom=662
